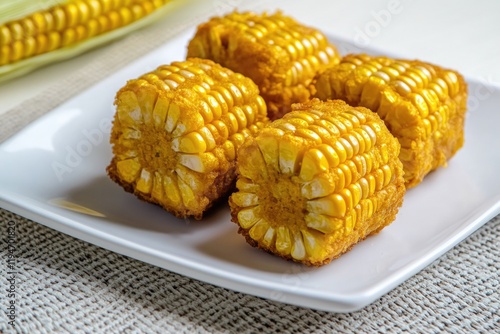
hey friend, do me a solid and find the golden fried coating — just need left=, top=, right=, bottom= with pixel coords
left=187, top=11, right=341, bottom=120
left=313, top=54, right=468, bottom=188
left=229, top=99, right=405, bottom=266
left=107, top=58, right=268, bottom=219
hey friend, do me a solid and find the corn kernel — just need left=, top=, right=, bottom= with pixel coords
left=116, top=158, right=141, bottom=183
left=249, top=219, right=269, bottom=241
left=136, top=169, right=153, bottom=194
left=276, top=226, right=292, bottom=254
left=163, top=175, right=181, bottom=207
left=301, top=175, right=334, bottom=199
left=305, top=213, right=341, bottom=234
left=299, top=148, right=329, bottom=181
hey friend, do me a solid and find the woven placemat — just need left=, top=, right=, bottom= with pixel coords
left=0, top=209, right=497, bottom=333
left=0, top=3, right=499, bottom=333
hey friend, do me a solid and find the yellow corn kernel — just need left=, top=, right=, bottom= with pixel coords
left=275, top=226, right=292, bottom=255
left=229, top=99, right=405, bottom=266
left=301, top=175, right=335, bottom=199
left=237, top=207, right=261, bottom=229
left=299, top=148, right=330, bottom=181
left=116, top=158, right=141, bottom=183
left=187, top=11, right=341, bottom=120
left=261, top=226, right=276, bottom=248
left=231, top=192, right=259, bottom=208
left=249, top=220, right=270, bottom=242
left=135, top=168, right=153, bottom=193
left=313, top=54, right=468, bottom=188
left=107, top=58, right=269, bottom=220
left=151, top=172, right=164, bottom=202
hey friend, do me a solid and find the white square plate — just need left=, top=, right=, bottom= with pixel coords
left=1, top=28, right=499, bottom=313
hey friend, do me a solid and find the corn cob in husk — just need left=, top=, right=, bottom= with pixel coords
left=313, top=54, right=468, bottom=188
left=0, top=0, right=176, bottom=81
left=107, top=58, right=269, bottom=219
left=229, top=99, right=405, bottom=266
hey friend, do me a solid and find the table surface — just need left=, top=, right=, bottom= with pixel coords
left=0, top=0, right=499, bottom=333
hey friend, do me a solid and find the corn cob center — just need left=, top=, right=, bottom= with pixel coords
left=135, top=107, right=175, bottom=174
left=257, top=171, right=305, bottom=229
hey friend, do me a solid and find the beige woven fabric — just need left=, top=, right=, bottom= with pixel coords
left=0, top=209, right=497, bottom=333
left=0, top=5, right=499, bottom=334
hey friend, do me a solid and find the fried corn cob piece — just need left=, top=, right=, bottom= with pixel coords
left=187, top=11, right=341, bottom=120
left=229, top=99, right=405, bottom=266
left=107, top=58, right=268, bottom=219
left=0, top=0, right=174, bottom=81
left=313, top=54, right=468, bottom=188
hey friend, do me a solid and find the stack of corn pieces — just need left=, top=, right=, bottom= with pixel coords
left=107, top=10, right=468, bottom=266
left=0, top=0, right=175, bottom=81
